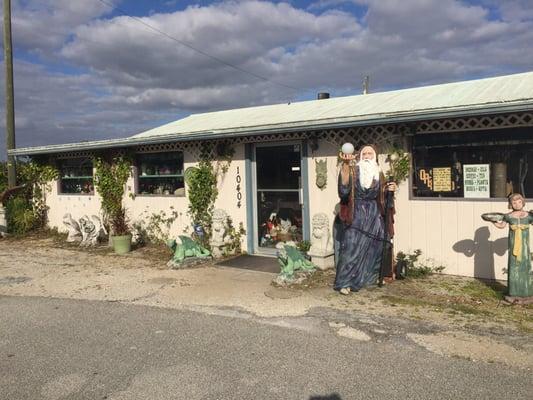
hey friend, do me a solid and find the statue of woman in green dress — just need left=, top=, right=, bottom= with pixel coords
left=492, top=193, right=533, bottom=301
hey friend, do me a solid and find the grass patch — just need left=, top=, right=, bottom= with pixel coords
left=517, top=320, right=533, bottom=334
left=379, top=295, right=430, bottom=308
left=448, top=303, right=492, bottom=316
left=461, top=280, right=505, bottom=301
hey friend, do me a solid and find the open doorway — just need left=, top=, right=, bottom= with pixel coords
left=253, top=143, right=303, bottom=254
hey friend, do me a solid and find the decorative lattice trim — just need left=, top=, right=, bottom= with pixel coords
left=52, top=111, right=532, bottom=160
left=136, top=142, right=185, bottom=154
left=53, top=151, right=94, bottom=160
left=319, top=125, right=397, bottom=149
left=416, top=111, right=533, bottom=134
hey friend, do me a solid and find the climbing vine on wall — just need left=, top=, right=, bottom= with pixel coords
left=93, top=154, right=132, bottom=235
left=215, top=140, right=235, bottom=175
left=186, top=143, right=218, bottom=245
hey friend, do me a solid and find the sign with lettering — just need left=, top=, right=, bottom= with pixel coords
left=432, top=167, right=452, bottom=192
left=463, top=164, right=490, bottom=198
left=416, top=167, right=433, bottom=193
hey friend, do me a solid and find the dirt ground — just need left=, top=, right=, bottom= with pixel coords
left=1, top=233, right=532, bottom=370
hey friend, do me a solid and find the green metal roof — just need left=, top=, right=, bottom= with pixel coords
left=10, top=71, right=533, bottom=156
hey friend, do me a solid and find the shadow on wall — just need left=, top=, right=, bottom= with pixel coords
left=309, top=394, right=342, bottom=400
left=453, top=226, right=507, bottom=280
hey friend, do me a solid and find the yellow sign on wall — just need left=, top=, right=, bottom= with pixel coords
left=432, top=167, right=452, bottom=192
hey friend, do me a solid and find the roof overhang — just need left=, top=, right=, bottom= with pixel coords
left=8, top=100, right=533, bottom=157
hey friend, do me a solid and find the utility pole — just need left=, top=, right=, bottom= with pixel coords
left=3, top=0, right=16, bottom=187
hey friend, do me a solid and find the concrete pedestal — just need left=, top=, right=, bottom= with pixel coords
left=308, top=251, right=334, bottom=270
left=211, top=245, right=225, bottom=258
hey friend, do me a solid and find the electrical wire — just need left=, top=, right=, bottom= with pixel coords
left=94, top=0, right=301, bottom=92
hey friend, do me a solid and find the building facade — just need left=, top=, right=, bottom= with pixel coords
left=10, top=72, right=533, bottom=280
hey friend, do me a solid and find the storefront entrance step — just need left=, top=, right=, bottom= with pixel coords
left=216, top=254, right=280, bottom=274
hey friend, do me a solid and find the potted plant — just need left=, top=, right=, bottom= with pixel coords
left=109, top=207, right=131, bottom=254
left=93, top=155, right=132, bottom=254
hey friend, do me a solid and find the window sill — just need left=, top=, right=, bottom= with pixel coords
left=410, top=196, right=515, bottom=202
left=135, top=194, right=186, bottom=198
left=58, top=193, right=95, bottom=196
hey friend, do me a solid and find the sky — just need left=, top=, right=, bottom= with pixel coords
left=1, top=0, right=533, bottom=158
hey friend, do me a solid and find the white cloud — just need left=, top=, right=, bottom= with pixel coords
left=10, top=0, right=118, bottom=55
left=1, top=0, right=533, bottom=158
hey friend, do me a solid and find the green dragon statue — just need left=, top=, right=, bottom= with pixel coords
left=167, top=235, right=211, bottom=265
left=277, top=244, right=316, bottom=279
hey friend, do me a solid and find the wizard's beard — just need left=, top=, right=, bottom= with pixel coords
left=358, top=159, right=380, bottom=189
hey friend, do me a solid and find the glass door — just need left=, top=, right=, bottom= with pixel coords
left=254, top=143, right=303, bottom=253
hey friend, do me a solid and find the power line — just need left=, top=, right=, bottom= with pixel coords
left=94, top=0, right=300, bottom=92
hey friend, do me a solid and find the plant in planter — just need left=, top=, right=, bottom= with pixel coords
left=93, top=155, right=132, bottom=254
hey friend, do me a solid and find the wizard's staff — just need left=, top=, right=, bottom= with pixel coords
left=378, top=185, right=394, bottom=287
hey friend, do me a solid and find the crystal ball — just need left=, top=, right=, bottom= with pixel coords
left=341, top=142, right=355, bottom=155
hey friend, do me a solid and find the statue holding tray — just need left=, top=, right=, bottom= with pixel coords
left=482, top=193, right=533, bottom=303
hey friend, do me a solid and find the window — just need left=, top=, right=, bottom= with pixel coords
left=59, top=158, right=94, bottom=194
left=412, top=127, right=533, bottom=199
left=136, top=151, right=184, bottom=196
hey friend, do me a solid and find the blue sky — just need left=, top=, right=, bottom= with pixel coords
left=1, top=0, right=533, bottom=158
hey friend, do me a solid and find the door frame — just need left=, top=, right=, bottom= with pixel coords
left=245, top=140, right=310, bottom=256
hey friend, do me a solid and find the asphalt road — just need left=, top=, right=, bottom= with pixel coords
left=1, top=296, right=531, bottom=400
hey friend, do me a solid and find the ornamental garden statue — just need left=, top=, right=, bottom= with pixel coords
left=482, top=193, right=533, bottom=304
left=307, top=213, right=334, bottom=270
left=315, top=159, right=328, bottom=190
left=167, top=235, right=211, bottom=269
left=210, top=209, right=228, bottom=258
left=274, top=241, right=316, bottom=285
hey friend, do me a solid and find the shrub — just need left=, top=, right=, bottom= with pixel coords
left=132, top=208, right=180, bottom=245
left=6, top=197, right=36, bottom=234
left=223, top=217, right=246, bottom=256
left=396, top=249, right=445, bottom=279
left=2, top=161, right=58, bottom=234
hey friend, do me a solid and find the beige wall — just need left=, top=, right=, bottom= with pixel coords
left=394, top=189, right=509, bottom=281
left=45, top=141, right=512, bottom=280
left=305, top=141, right=511, bottom=281
left=213, top=143, right=247, bottom=250
left=306, top=140, right=341, bottom=233
left=46, top=144, right=248, bottom=249
left=45, top=181, right=102, bottom=230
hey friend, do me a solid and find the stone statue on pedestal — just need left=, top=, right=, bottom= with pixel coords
left=210, top=209, right=228, bottom=258
left=308, top=213, right=334, bottom=270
